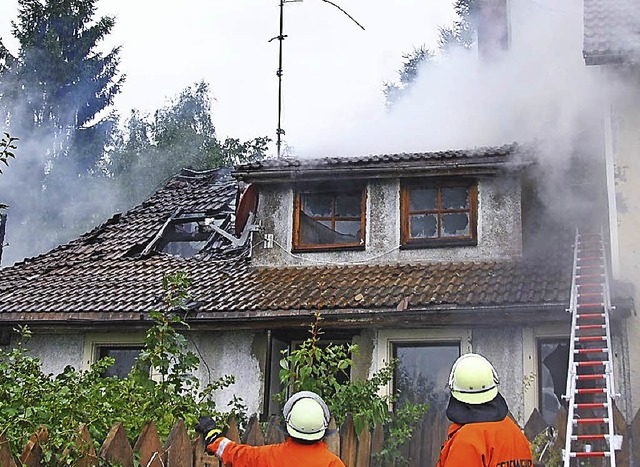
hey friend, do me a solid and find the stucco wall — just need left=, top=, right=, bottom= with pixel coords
left=251, top=176, right=523, bottom=267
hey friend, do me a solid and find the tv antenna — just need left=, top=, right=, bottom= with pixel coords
left=269, top=0, right=364, bottom=158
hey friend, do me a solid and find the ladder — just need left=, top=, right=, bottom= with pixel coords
left=563, top=229, right=618, bottom=466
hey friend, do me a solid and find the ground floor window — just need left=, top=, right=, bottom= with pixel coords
left=84, top=333, right=145, bottom=378
left=97, top=345, right=144, bottom=378
left=393, top=343, right=460, bottom=410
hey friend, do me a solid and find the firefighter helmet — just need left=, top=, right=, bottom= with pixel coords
left=283, top=391, right=331, bottom=441
left=448, top=353, right=500, bottom=404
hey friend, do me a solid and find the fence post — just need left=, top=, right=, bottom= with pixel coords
left=100, top=422, right=133, bottom=467
left=355, top=425, right=371, bottom=467
left=340, top=413, right=357, bottom=466
left=71, top=424, right=98, bottom=467
left=0, top=432, right=17, bottom=467
left=20, top=425, right=48, bottom=467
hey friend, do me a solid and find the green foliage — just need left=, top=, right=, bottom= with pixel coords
left=0, top=272, right=242, bottom=466
left=530, top=426, right=561, bottom=466
left=278, top=312, right=428, bottom=464
left=0, top=132, right=17, bottom=209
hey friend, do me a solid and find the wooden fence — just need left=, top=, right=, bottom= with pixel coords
left=2, top=405, right=640, bottom=466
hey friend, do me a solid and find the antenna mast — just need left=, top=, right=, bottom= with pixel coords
left=269, top=0, right=364, bottom=159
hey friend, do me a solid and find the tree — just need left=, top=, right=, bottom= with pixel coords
left=383, top=0, right=476, bottom=105
left=0, top=0, right=123, bottom=171
left=108, top=81, right=270, bottom=208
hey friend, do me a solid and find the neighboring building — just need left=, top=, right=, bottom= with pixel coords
left=0, top=144, right=633, bottom=437
left=582, top=0, right=640, bottom=418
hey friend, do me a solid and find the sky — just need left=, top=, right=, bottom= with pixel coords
left=0, top=0, right=457, bottom=156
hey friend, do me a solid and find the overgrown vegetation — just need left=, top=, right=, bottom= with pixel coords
left=278, top=312, right=429, bottom=465
left=0, top=132, right=17, bottom=209
left=0, top=271, right=243, bottom=465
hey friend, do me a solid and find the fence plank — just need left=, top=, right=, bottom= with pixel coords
left=100, top=422, right=133, bottom=467
left=325, top=416, right=340, bottom=456
left=164, top=419, right=192, bottom=467
left=225, top=416, right=241, bottom=444
left=72, top=424, right=98, bottom=467
left=523, top=408, right=547, bottom=441
left=192, top=435, right=220, bottom=467
left=133, top=421, right=163, bottom=467
left=632, top=407, right=640, bottom=466
left=242, top=414, right=265, bottom=446
left=613, top=403, right=629, bottom=467
left=369, top=422, right=384, bottom=464
left=340, top=413, right=357, bottom=467
left=355, top=427, right=371, bottom=467
left=0, top=432, right=17, bottom=467
left=20, top=426, right=48, bottom=467
left=408, top=414, right=424, bottom=467
left=264, top=415, right=286, bottom=445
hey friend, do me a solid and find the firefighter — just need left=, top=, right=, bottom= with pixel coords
left=195, top=390, right=345, bottom=467
left=436, top=353, right=534, bottom=467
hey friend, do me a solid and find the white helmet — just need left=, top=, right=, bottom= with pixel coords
left=448, top=353, right=500, bottom=404
left=282, top=391, right=330, bottom=441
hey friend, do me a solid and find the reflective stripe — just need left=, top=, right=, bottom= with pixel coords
left=216, top=438, right=230, bottom=459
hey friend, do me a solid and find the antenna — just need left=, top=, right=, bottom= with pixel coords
left=269, top=0, right=365, bottom=158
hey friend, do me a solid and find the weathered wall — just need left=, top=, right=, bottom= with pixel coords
left=251, top=176, right=523, bottom=267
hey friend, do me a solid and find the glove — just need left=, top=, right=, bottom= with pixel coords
left=195, top=416, right=223, bottom=446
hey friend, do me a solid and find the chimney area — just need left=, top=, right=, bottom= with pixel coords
left=477, top=0, right=509, bottom=58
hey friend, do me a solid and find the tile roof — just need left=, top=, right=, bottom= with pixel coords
left=584, top=0, right=640, bottom=65
left=0, top=156, right=574, bottom=325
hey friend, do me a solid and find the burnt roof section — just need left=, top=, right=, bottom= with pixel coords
left=584, top=0, right=640, bottom=65
left=0, top=153, right=583, bottom=327
left=233, top=143, right=529, bottom=183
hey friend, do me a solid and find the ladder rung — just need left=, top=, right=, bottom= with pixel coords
left=576, top=324, right=606, bottom=330
left=572, top=434, right=608, bottom=440
left=577, top=293, right=604, bottom=299
left=575, top=336, right=606, bottom=342
left=572, top=452, right=610, bottom=458
left=576, top=388, right=607, bottom=394
left=575, top=347, right=608, bottom=354
left=576, top=313, right=605, bottom=319
left=574, top=417, right=609, bottom=424
left=576, top=373, right=605, bottom=380
left=576, top=303, right=604, bottom=308
left=575, top=402, right=607, bottom=409
left=575, top=361, right=606, bottom=367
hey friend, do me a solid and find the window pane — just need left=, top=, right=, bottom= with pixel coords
left=441, top=213, right=470, bottom=237
left=302, top=193, right=332, bottom=217
left=162, top=241, right=208, bottom=257
left=539, top=340, right=569, bottom=425
left=395, top=344, right=459, bottom=410
left=441, top=187, right=469, bottom=210
left=410, top=188, right=437, bottom=211
left=335, top=193, right=362, bottom=217
left=410, top=214, right=438, bottom=238
left=334, top=221, right=361, bottom=240
left=98, top=346, right=142, bottom=378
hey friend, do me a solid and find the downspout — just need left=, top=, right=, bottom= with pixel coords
left=602, top=70, right=620, bottom=277
left=0, top=212, right=6, bottom=264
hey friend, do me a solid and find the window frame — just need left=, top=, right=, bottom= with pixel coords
left=400, top=178, right=478, bottom=248
left=292, top=184, right=367, bottom=252
left=83, top=333, right=146, bottom=378
left=537, top=337, right=570, bottom=425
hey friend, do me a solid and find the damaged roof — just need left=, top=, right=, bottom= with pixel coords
left=0, top=147, right=576, bottom=328
left=583, top=0, right=640, bottom=65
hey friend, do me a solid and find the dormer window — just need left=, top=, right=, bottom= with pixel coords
left=293, top=185, right=366, bottom=252
left=400, top=179, right=477, bottom=248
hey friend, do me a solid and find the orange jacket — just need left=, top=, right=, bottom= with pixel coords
left=436, top=417, right=533, bottom=467
left=207, top=436, right=345, bottom=467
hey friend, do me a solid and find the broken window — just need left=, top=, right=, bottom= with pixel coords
left=538, top=339, right=569, bottom=425
left=400, top=179, right=477, bottom=247
left=393, top=342, right=460, bottom=410
left=293, top=186, right=366, bottom=251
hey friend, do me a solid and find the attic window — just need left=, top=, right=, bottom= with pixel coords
left=400, top=179, right=477, bottom=248
left=293, top=185, right=366, bottom=252
left=154, top=213, right=217, bottom=258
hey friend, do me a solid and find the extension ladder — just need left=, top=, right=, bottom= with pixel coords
left=563, top=229, right=618, bottom=466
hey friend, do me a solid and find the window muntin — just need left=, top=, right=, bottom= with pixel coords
left=538, top=339, right=569, bottom=425
left=293, top=187, right=366, bottom=251
left=393, top=342, right=460, bottom=410
left=401, top=180, right=477, bottom=247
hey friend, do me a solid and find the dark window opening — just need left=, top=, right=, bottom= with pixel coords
left=400, top=180, right=477, bottom=248
left=393, top=342, right=460, bottom=411
left=151, top=212, right=227, bottom=258
left=98, top=345, right=144, bottom=378
left=538, top=339, right=569, bottom=425
left=293, top=187, right=366, bottom=251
